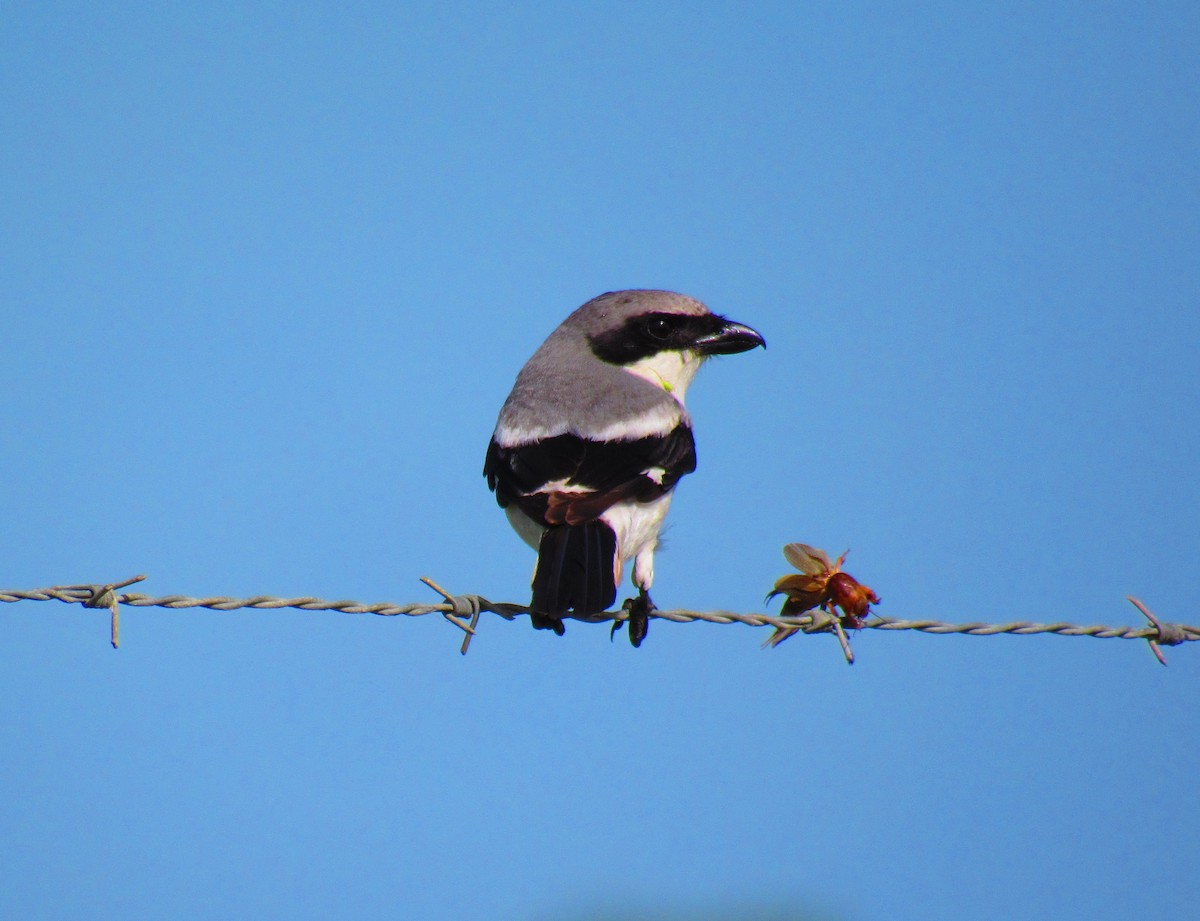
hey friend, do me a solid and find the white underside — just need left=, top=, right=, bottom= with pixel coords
left=506, top=492, right=674, bottom=593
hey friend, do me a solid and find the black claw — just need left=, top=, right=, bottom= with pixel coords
left=623, top=590, right=655, bottom=648
left=629, top=611, right=648, bottom=648
left=613, top=597, right=633, bottom=642
left=530, top=612, right=565, bottom=636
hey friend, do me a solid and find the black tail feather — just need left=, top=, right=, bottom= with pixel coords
left=530, top=522, right=618, bottom=630
left=586, top=522, right=607, bottom=613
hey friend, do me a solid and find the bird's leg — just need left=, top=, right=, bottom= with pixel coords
left=620, top=587, right=655, bottom=648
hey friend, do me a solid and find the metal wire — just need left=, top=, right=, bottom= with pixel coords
left=2, top=575, right=1194, bottom=662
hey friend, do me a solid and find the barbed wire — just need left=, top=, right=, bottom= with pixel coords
left=2, top=573, right=1194, bottom=665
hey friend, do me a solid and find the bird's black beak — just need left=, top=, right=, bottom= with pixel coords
left=693, top=319, right=765, bottom=356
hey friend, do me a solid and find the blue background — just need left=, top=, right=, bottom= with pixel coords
left=3, top=4, right=1197, bottom=920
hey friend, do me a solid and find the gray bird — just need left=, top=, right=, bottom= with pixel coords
left=484, top=289, right=764, bottom=646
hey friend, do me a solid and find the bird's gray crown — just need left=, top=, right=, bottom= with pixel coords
left=559, top=289, right=711, bottom=339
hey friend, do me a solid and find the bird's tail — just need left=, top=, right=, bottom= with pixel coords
left=530, top=521, right=618, bottom=631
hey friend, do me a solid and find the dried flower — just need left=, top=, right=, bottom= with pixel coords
left=764, top=543, right=880, bottom=647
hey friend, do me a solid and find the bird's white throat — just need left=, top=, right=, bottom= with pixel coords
left=622, top=349, right=702, bottom=404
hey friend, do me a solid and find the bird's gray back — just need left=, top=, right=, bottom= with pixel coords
left=494, top=290, right=702, bottom=444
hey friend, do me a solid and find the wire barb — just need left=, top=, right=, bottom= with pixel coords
left=1126, top=595, right=1180, bottom=666
left=419, top=577, right=483, bottom=654
left=71, top=575, right=146, bottom=649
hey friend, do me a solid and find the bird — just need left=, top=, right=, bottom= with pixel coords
left=483, top=289, right=764, bottom=646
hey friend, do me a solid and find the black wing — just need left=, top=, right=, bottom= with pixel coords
left=483, top=424, right=697, bottom=526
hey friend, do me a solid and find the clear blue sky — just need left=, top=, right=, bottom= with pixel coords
left=3, top=4, right=1198, bottom=920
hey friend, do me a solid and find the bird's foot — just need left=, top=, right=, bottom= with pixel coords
left=530, top=612, right=566, bottom=636
left=614, top=589, right=654, bottom=648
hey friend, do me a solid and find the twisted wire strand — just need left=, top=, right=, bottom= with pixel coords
left=2, top=581, right=1194, bottom=650
left=866, top=616, right=1198, bottom=642
left=0, top=586, right=805, bottom=631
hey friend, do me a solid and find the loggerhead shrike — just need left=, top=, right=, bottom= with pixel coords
left=484, top=289, right=764, bottom=646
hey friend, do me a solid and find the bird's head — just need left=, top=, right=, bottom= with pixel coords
left=571, top=289, right=765, bottom=399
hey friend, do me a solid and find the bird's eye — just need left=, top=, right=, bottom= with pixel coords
left=646, top=317, right=672, bottom=340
